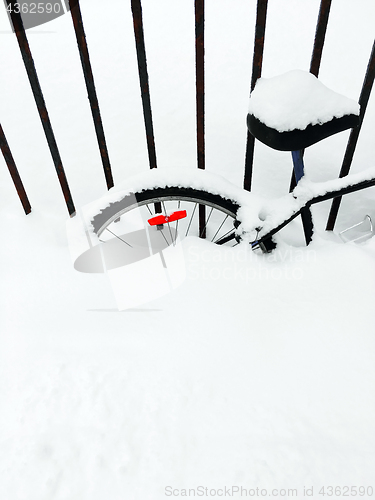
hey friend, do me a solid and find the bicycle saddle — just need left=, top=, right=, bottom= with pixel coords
left=247, top=70, right=360, bottom=151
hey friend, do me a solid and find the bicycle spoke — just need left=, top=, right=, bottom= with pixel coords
left=216, top=232, right=236, bottom=245
left=199, top=204, right=206, bottom=239
left=105, top=227, right=133, bottom=247
left=145, top=202, right=170, bottom=246
left=213, top=226, right=234, bottom=243
left=157, top=227, right=170, bottom=246
left=199, top=207, right=214, bottom=238
left=175, top=200, right=181, bottom=244
left=214, top=228, right=236, bottom=245
left=162, top=201, right=174, bottom=245
left=185, top=203, right=198, bottom=236
left=211, top=214, right=229, bottom=242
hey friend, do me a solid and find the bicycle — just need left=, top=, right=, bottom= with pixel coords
left=68, top=70, right=375, bottom=279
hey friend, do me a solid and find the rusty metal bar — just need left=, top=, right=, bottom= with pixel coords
left=195, top=0, right=206, bottom=237
left=309, top=0, right=332, bottom=78
left=5, top=0, right=75, bottom=216
left=0, top=123, right=31, bottom=214
left=131, top=0, right=157, bottom=171
left=326, top=39, right=375, bottom=231
left=68, top=0, right=114, bottom=190
left=195, top=0, right=205, bottom=172
left=289, top=0, right=332, bottom=192
left=243, top=0, right=268, bottom=191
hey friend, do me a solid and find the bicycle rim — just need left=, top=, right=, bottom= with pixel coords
left=91, top=186, right=240, bottom=247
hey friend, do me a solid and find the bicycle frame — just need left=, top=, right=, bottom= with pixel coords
left=250, top=167, right=375, bottom=252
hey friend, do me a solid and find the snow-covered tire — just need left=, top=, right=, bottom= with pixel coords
left=91, top=186, right=240, bottom=245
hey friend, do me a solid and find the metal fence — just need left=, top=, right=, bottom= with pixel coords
left=2, top=0, right=375, bottom=233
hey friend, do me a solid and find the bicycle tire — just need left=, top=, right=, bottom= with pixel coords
left=91, top=186, right=240, bottom=246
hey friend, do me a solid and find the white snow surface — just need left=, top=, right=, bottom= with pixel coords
left=248, top=70, right=360, bottom=132
left=1, top=1, right=375, bottom=499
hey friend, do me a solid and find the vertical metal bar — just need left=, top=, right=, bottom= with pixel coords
left=0, top=123, right=31, bottom=214
left=195, top=0, right=205, bottom=172
left=195, top=0, right=206, bottom=237
left=131, top=0, right=157, bottom=171
left=68, top=0, right=114, bottom=190
left=243, top=0, right=268, bottom=192
left=5, top=0, right=76, bottom=216
left=326, top=39, right=375, bottom=231
left=309, top=0, right=332, bottom=78
left=289, top=0, right=332, bottom=192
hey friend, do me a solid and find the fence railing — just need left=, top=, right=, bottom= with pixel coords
left=2, top=0, right=374, bottom=234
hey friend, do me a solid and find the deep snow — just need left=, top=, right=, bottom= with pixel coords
left=1, top=1, right=375, bottom=499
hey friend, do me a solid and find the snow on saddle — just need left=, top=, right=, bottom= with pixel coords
left=247, top=69, right=360, bottom=151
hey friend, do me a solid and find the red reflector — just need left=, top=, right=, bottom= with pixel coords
left=148, top=210, right=187, bottom=226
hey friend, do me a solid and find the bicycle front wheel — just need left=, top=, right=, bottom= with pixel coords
left=91, top=185, right=240, bottom=248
